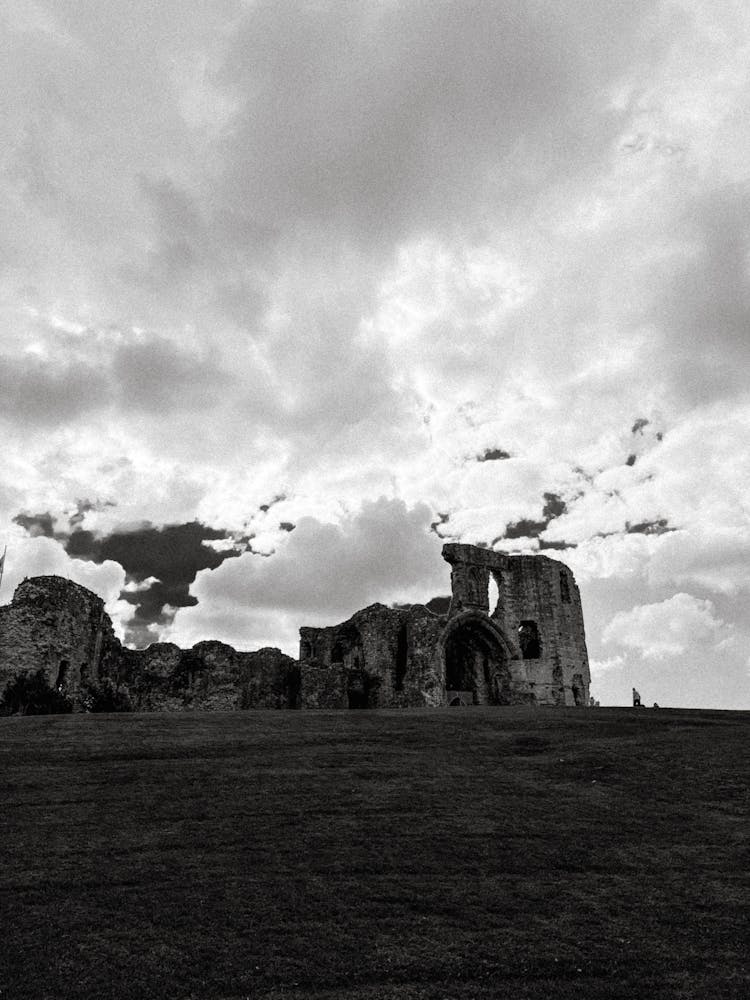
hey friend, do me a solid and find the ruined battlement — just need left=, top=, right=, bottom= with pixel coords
left=297, top=543, right=590, bottom=709
left=0, top=542, right=590, bottom=711
left=0, top=575, right=297, bottom=711
left=0, top=575, right=119, bottom=699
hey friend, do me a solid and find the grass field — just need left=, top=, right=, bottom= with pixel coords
left=1, top=707, right=748, bottom=1000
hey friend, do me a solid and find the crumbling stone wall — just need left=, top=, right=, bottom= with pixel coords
left=0, top=576, right=297, bottom=712
left=442, top=544, right=590, bottom=706
left=0, top=576, right=119, bottom=701
left=299, top=544, right=590, bottom=709
left=1, top=541, right=590, bottom=713
left=112, top=641, right=299, bottom=711
left=299, top=603, right=445, bottom=708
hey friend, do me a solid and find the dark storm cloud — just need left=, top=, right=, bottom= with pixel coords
left=625, top=519, right=673, bottom=536
left=30, top=519, right=245, bottom=646
left=13, top=511, right=57, bottom=538
left=14, top=501, right=117, bottom=539
left=477, top=448, right=512, bottom=462
left=430, top=512, right=450, bottom=537
left=259, top=495, right=287, bottom=514
left=68, top=498, right=116, bottom=529
left=66, top=521, right=244, bottom=641
left=538, top=539, right=572, bottom=551
left=218, top=0, right=656, bottom=246
left=496, top=492, right=568, bottom=543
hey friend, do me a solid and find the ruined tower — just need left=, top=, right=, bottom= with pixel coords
left=297, top=543, right=590, bottom=708
left=0, top=576, right=118, bottom=700
left=0, top=543, right=590, bottom=712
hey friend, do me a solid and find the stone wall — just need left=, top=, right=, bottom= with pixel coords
left=300, top=544, right=590, bottom=709
left=0, top=541, right=590, bottom=712
left=0, top=576, right=119, bottom=700
left=441, top=544, right=590, bottom=706
left=112, top=641, right=299, bottom=711
left=0, top=576, right=297, bottom=711
left=299, top=603, right=445, bottom=708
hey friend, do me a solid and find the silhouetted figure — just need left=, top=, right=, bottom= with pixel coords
left=632, top=687, right=641, bottom=707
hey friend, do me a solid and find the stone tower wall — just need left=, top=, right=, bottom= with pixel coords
left=0, top=576, right=119, bottom=698
left=494, top=557, right=590, bottom=706
left=441, top=544, right=590, bottom=706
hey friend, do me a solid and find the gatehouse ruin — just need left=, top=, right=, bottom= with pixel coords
left=0, top=543, right=590, bottom=710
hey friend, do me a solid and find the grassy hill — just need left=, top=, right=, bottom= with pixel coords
left=1, top=707, right=748, bottom=999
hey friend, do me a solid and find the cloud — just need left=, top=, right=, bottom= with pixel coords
left=167, top=498, right=447, bottom=653
left=0, top=533, right=127, bottom=634
left=0, top=353, right=109, bottom=426
left=647, top=527, right=750, bottom=595
left=602, top=592, right=729, bottom=660
left=111, top=334, right=232, bottom=415
left=219, top=1, right=657, bottom=247
left=11, top=512, right=250, bottom=647
left=589, top=654, right=626, bottom=678
left=65, top=520, right=247, bottom=646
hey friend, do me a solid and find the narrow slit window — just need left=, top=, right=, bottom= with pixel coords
left=55, top=660, right=69, bottom=690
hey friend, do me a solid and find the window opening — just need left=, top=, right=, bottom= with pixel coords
left=518, top=621, right=541, bottom=659
left=55, top=660, right=69, bottom=690
left=488, top=573, right=500, bottom=615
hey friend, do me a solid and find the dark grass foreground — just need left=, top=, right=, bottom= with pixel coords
left=1, top=708, right=748, bottom=1000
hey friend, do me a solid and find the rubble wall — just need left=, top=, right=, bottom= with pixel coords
left=0, top=576, right=297, bottom=711
left=113, top=641, right=299, bottom=712
left=0, top=576, right=119, bottom=699
left=298, top=603, right=446, bottom=708
left=1, top=539, right=591, bottom=713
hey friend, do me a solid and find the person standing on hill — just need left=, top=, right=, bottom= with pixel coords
left=632, top=687, right=642, bottom=707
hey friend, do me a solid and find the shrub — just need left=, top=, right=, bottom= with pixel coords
left=80, top=677, right=133, bottom=713
left=0, top=669, right=73, bottom=716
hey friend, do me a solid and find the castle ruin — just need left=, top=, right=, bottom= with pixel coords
left=0, top=543, right=590, bottom=710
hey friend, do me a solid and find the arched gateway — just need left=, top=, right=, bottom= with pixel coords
left=440, top=613, right=513, bottom=706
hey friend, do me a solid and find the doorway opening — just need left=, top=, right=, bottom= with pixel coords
left=444, top=619, right=510, bottom=705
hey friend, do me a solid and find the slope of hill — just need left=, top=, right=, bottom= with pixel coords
left=1, top=707, right=747, bottom=999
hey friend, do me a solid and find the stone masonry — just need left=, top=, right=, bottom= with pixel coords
left=0, top=544, right=589, bottom=711
left=0, top=576, right=298, bottom=711
left=298, top=543, right=590, bottom=708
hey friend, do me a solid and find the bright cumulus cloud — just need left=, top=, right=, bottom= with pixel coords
left=1, top=0, right=750, bottom=708
left=603, top=593, right=728, bottom=660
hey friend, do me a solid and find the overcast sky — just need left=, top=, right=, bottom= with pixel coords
left=2, top=0, right=749, bottom=708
